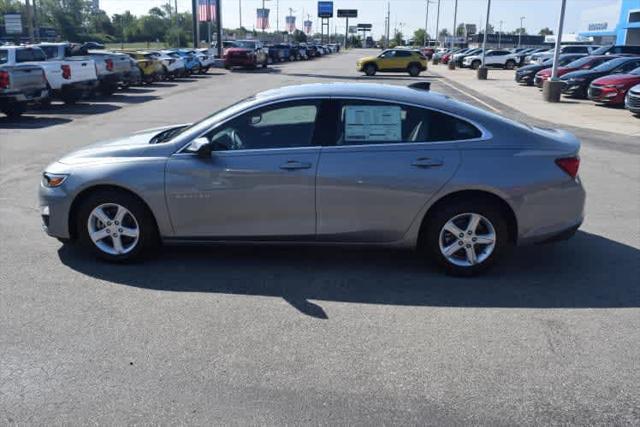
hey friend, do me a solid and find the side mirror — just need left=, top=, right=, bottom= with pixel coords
left=186, top=137, right=213, bottom=158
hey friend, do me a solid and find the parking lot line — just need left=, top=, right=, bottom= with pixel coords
left=435, top=76, right=502, bottom=113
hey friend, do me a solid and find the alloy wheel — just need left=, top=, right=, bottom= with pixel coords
left=438, top=212, right=496, bottom=267
left=87, top=203, right=140, bottom=255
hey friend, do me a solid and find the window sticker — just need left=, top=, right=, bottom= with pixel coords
left=344, top=106, right=402, bottom=142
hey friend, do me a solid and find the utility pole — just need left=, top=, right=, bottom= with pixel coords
left=498, top=20, right=503, bottom=48
left=448, top=0, right=458, bottom=69
left=174, top=0, right=180, bottom=47
left=216, top=0, right=223, bottom=57
left=518, top=16, right=525, bottom=47
left=33, top=0, right=39, bottom=42
left=435, top=0, right=441, bottom=47
left=192, top=0, right=198, bottom=47
left=386, top=2, right=390, bottom=49
left=25, top=0, right=34, bottom=42
left=239, top=0, right=242, bottom=28
left=276, top=0, right=280, bottom=34
left=477, top=0, right=491, bottom=80
left=424, top=0, right=433, bottom=47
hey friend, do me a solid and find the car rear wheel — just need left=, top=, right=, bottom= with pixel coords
left=77, top=190, right=159, bottom=262
left=2, top=104, right=26, bottom=118
left=505, top=60, right=516, bottom=70
left=408, top=64, right=421, bottom=77
left=423, top=200, right=508, bottom=276
left=364, top=63, right=377, bottom=76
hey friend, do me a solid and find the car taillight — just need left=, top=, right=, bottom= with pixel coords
left=105, top=58, right=114, bottom=71
left=61, top=64, right=71, bottom=79
left=0, top=70, right=9, bottom=89
left=555, top=157, right=580, bottom=178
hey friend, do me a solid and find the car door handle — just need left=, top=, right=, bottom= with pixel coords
left=279, top=161, right=312, bottom=170
left=412, top=158, right=444, bottom=168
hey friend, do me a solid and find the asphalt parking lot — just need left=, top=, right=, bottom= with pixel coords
left=1, top=49, right=639, bottom=424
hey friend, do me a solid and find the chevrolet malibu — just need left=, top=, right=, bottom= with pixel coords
left=39, top=83, right=585, bottom=276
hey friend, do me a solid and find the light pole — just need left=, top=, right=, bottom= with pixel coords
left=477, top=0, right=491, bottom=80
left=448, top=0, right=458, bottom=69
left=435, top=0, right=441, bottom=47
left=424, top=0, right=434, bottom=47
left=518, top=16, right=525, bottom=48
left=239, top=0, right=242, bottom=29
left=543, top=0, right=567, bottom=102
left=498, top=20, right=503, bottom=48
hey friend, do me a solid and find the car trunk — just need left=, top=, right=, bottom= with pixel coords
left=6, top=65, right=46, bottom=92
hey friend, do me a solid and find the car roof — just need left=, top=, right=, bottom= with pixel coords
left=255, top=83, right=453, bottom=108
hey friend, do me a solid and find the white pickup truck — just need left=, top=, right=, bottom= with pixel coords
left=0, top=60, right=49, bottom=117
left=0, top=45, right=97, bottom=104
left=35, top=42, right=128, bottom=96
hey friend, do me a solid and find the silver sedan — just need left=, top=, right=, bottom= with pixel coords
left=39, top=83, right=585, bottom=275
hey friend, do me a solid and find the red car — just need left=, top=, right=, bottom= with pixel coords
left=420, top=47, right=435, bottom=60
left=223, top=40, right=268, bottom=69
left=588, top=66, right=640, bottom=105
left=534, top=55, right=618, bottom=88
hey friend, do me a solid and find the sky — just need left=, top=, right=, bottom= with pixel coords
left=98, top=0, right=619, bottom=38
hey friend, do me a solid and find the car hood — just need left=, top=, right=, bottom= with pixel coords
left=357, top=56, right=377, bottom=63
left=561, top=69, right=604, bottom=80
left=57, top=124, right=188, bottom=165
left=592, top=73, right=640, bottom=85
left=518, top=63, right=546, bottom=73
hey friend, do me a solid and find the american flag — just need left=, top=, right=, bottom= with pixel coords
left=285, top=16, right=296, bottom=33
left=303, top=20, right=312, bottom=34
left=198, top=0, right=216, bottom=22
left=257, top=8, right=270, bottom=30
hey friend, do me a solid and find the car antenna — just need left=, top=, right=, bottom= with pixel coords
left=408, top=82, right=431, bottom=91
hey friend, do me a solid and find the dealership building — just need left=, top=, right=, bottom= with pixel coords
left=578, top=0, right=640, bottom=45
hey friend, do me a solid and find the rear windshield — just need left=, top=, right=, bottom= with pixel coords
left=15, top=48, right=46, bottom=62
left=0, top=49, right=7, bottom=64
left=565, top=56, right=594, bottom=68
left=591, top=57, right=629, bottom=72
left=631, top=67, right=640, bottom=76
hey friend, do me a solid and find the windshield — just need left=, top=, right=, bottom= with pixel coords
left=159, top=96, right=257, bottom=144
left=631, top=67, right=640, bottom=76
left=591, top=57, right=628, bottom=72
left=565, top=57, right=593, bottom=68
left=235, top=41, right=256, bottom=49
left=590, top=45, right=612, bottom=55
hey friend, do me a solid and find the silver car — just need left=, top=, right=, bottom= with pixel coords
left=39, top=83, right=585, bottom=275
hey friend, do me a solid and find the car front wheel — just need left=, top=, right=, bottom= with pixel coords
left=472, top=60, right=481, bottom=70
left=77, top=190, right=158, bottom=262
left=364, top=63, right=377, bottom=76
left=408, top=64, right=421, bottom=77
left=423, top=200, right=508, bottom=276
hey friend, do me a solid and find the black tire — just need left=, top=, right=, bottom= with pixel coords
left=364, top=63, right=377, bottom=76
left=471, top=60, right=481, bottom=70
left=262, top=60, right=268, bottom=68
left=76, top=189, right=159, bottom=262
left=2, top=104, right=25, bottom=118
left=61, top=92, right=80, bottom=105
left=505, top=60, right=516, bottom=70
left=99, top=82, right=118, bottom=96
left=422, top=198, right=509, bottom=276
left=408, top=63, right=421, bottom=77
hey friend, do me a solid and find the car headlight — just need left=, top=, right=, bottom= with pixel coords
left=42, top=172, right=68, bottom=188
left=604, top=84, right=624, bottom=89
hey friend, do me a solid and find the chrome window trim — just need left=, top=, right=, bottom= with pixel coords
left=175, top=94, right=492, bottom=155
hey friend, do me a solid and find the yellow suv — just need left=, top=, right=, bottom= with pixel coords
left=357, top=49, right=427, bottom=77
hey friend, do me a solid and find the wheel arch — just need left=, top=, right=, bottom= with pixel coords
left=417, top=189, right=518, bottom=248
left=67, top=184, right=159, bottom=240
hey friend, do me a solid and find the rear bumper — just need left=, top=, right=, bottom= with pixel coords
left=0, top=88, right=49, bottom=105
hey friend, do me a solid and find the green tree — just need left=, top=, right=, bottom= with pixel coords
left=413, top=28, right=428, bottom=45
left=512, top=27, right=527, bottom=35
left=538, top=27, right=553, bottom=36
left=392, top=30, right=403, bottom=47
left=292, top=29, right=307, bottom=43
left=456, top=23, right=465, bottom=36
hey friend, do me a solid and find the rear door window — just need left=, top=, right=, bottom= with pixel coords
left=335, top=100, right=482, bottom=145
left=15, top=48, right=46, bottom=62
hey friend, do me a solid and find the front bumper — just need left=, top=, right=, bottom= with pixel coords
left=225, top=56, right=257, bottom=67
left=561, top=82, right=587, bottom=96
left=39, top=180, right=73, bottom=239
left=625, top=91, right=640, bottom=113
left=515, top=73, right=534, bottom=84
left=588, top=86, right=625, bottom=104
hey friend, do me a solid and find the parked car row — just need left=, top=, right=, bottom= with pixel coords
left=431, top=44, right=640, bottom=117
left=0, top=42, right=217, bottom=118
left=221, top=40, right=340, bottom=70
